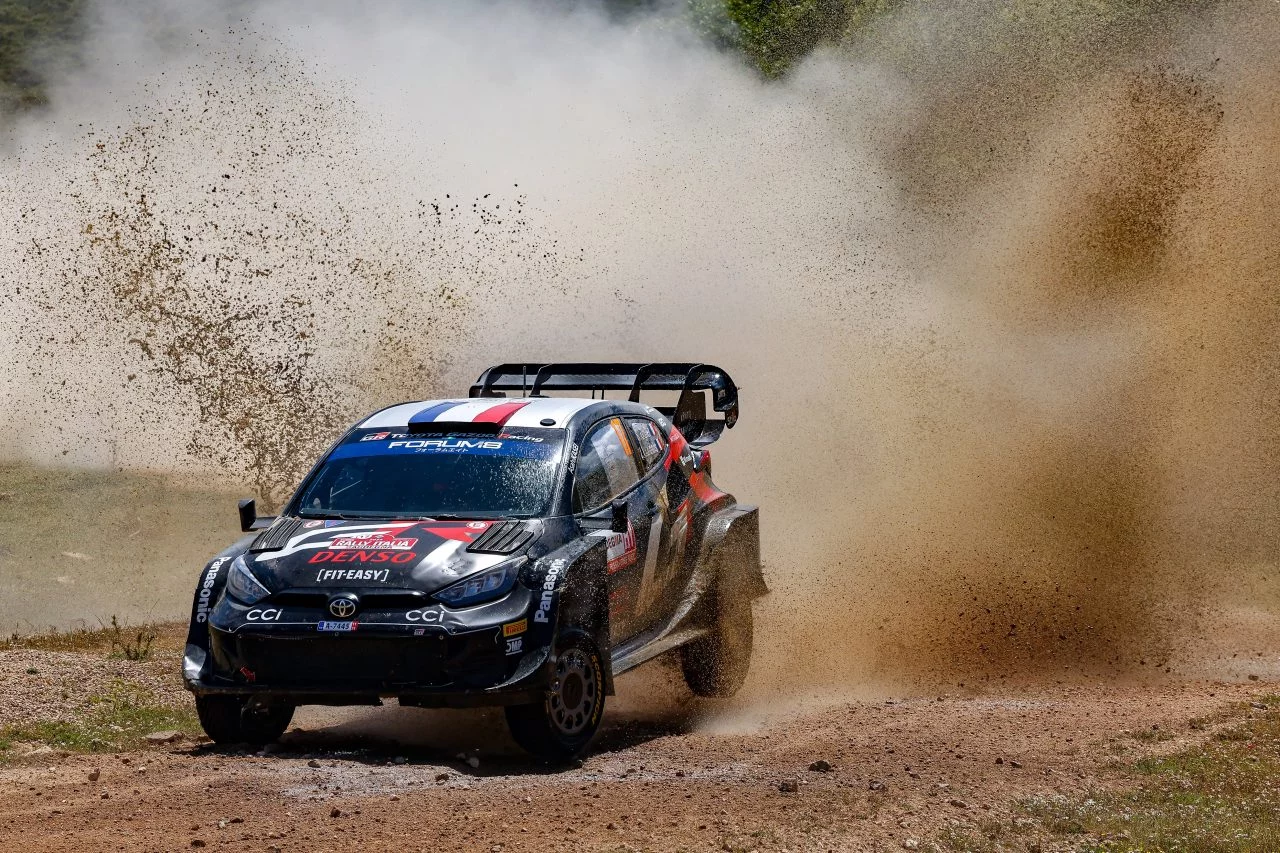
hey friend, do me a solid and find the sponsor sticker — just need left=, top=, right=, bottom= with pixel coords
left=360, top=431, right=391, bottom=441
left=330, top=536, right=417, bottom=551
left=246, top=608, right=283, bottom=622
left=195, top=557, right=229, bottom=624
left=413, top=628, right=426, bottom=636
left=503, top=618, right=527, bottom=637
left=317, top=620, right=358, bottom=632
left=405, top=608, right=443, bottom=623
left=505, top=637, right=524, bottom=656
left=303, top=520, right=323, bottom=528
left=309, top=551, right=415, bottom=566
left=315, top=568, right=392, bottom=583
left=533, top=560, right=567, bottom=624
left=605, top=523, right=638, bottom=574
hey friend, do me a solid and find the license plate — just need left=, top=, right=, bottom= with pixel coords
left=317, top=620, right=358, bottom=632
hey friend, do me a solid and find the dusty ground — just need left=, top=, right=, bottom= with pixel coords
left=1, top=629, right=1274, bottom=853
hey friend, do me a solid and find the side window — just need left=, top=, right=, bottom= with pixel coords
left=573, top=419, right=642, bottom=512
left=625, top=418, right=667, bottom=472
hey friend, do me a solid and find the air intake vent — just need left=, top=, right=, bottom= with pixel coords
left=249, top=517, right=305, bottom=552
left=467, top=521, right=534, bottom=555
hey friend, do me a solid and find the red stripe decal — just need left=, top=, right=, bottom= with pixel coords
left=473, top=401, right=530, bottom=425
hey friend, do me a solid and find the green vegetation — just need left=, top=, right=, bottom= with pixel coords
left=1017, top=698, right=1280, bottom=852
left=0, top=679, right=198, bottom=756
left=0, top=0, right=83, bottom=112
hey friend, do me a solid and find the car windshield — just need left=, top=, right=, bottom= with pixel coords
left=293, top=429, right=564, bottom=519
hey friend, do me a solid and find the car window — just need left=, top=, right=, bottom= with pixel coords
left=573, top=418, right=641, bottom=512
left=625, top=417, right=667, bottom=471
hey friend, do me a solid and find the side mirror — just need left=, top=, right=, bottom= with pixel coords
left=237, top=498, right=257, bottom=533
left=610, top=498, right=628, bottom=534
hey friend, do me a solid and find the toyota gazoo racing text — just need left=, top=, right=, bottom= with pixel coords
left=182, top=363, right=766, bottom=759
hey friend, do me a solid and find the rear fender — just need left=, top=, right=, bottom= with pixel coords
left=697, top=505, right=766, bottom=603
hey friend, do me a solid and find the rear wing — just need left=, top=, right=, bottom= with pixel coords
left=470, top=362, right=739, bottom=447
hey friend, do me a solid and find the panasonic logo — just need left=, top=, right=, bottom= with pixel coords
left=533, top=560, right=566, bottom=624
left=194, top=557, right=228, bottom=624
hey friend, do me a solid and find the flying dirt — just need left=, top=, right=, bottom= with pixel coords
left=1, top=0, right=1279, bottom=847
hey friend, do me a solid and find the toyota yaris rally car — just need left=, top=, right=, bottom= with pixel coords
left=183, top=363, right=765, bottom=759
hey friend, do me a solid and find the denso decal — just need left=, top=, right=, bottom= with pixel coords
left=246, top=608, right=282, bottom=622
left=605, top=522, right=637, bottom=575
left=315, top=568, right=392, bottom=583
left=533, top=560, right=566, bottom=624
left=195, top=557, right=229, bottom=624
left=405, top=608, right=443, bottom=623
left=308, top=550, right=417, bottom=565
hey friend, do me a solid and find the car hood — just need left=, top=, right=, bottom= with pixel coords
left=244, top=519, right=531, bottom=594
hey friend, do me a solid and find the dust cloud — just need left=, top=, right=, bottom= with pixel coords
left=1, top=0, right=1277, bottom=702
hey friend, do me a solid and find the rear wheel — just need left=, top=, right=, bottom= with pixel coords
left=681, top=583, right=753, bottom=698
left=505, top=633, right=605, bottom=762
left=195, top=696, right=294, bottom=746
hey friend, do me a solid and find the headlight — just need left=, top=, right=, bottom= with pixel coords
left=434, top=560, right=520, bottom=607
left=224, top=555, right=271, bottom=605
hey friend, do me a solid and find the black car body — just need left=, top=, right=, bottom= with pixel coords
left=182, top=363, right=765, bottom=758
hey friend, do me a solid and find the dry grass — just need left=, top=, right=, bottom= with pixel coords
left=1018, top=696, right=1280, bottom=852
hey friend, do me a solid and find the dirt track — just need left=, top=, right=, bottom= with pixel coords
left=0, top=646, right=1274, bottom=853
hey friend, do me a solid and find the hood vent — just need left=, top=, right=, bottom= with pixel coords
left=467, top=521, right=534, bottom=555
left=249, top=517, right=305, bottom=553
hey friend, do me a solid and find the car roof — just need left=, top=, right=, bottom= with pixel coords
left=356, top=397, right=642, bottom=431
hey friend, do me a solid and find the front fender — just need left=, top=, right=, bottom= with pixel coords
left=496, top=534, right=613, bottom=696
left=182, top=537, right=253, bottom=686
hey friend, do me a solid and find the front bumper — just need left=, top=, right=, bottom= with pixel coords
left=184, top=586, right=550, bottom=708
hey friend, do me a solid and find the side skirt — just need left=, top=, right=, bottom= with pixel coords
left=609, top=625, right=709, bottom=677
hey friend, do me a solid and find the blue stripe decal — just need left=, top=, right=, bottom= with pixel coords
left=408, top=401, right=463, bottom=425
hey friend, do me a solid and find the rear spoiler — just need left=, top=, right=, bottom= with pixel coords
left=470, top=362, right=739, bottom=448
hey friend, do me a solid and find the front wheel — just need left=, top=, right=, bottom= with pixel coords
left=505, top=633, right=606, bottom=762
left=681, top=583, right=753, bottom=698
left=195, top=696, right=294, bottom=746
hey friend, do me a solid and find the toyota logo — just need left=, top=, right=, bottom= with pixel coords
left=328, top=596, right=357, bottom=619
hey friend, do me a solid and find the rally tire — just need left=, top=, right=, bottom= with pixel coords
left=195, top=696, right=294, bottom=746
left=681, top=583, right=753, bottom=698
left=505, top=633, right=606, bottom=762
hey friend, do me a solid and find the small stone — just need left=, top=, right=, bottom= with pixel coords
left=1009, top=760, right=1023, bottom=769
left=100, top=791, right=110, bottom=799
left=903, top=841, right=920, bottom=850
left=949, top=799, right=969, bottom=809
left=777, top=780, right=799, bottom=793
left=389, top=795, right=400, bottom=802
left=229, top=817, right=243, bottom=824
left=190, top=841, right=205, bottom=848
left=435, top=772, right=450, bottom=783
left=217, top=820, right=228, bottom=829
left=607, top=822, right=618, bottom=830
left=145, top=731, right=183, bottom=744
left=1251, top=702, right=1267, bottom=710
left=808, top=760, right=832, bottom=772
left=307, top=759, right=322, bottom=768
left=869, top=779, right=887, bottom=792
left=1248, top=674, right=1260, bottom=681
left=88, top=769, right=100, bottom=782
left=466, top=756, right=480, bottom=769
left=330, top=807, right=341, bottom=818
left=995, top=757, right=1003, bottom=765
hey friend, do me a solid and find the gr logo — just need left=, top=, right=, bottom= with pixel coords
left=246, top=608, right=282, bottom=622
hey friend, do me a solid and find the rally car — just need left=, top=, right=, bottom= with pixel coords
left=182, top=363, right=765, bottom=759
